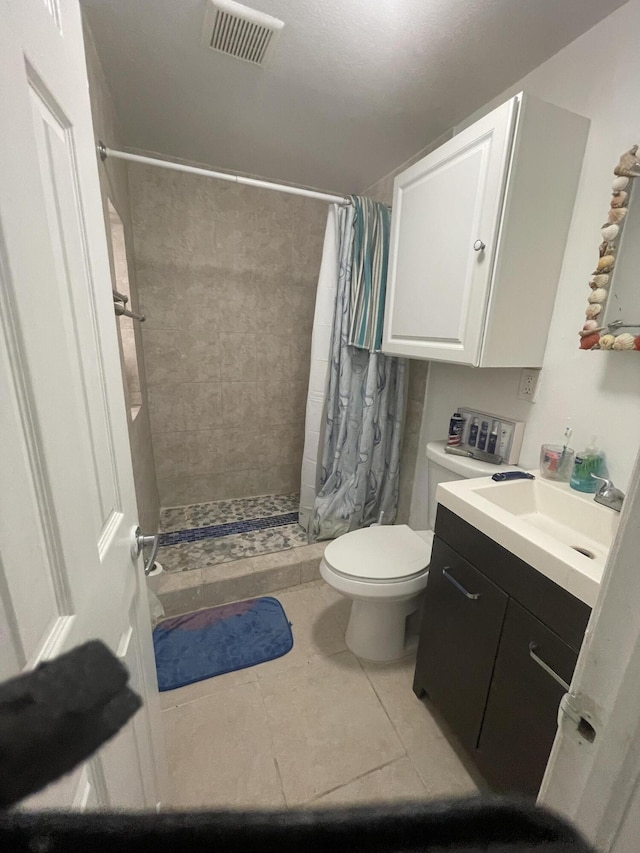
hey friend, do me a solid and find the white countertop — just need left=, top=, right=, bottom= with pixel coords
left=436, top=474, right=619, bottom=607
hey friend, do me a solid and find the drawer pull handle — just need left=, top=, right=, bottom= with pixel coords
left=442, top=567, right=480, bottom=600
left=529, top=642, right=570, bottom=691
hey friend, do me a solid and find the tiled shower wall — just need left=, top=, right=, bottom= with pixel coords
left=128, top=164, right=327, bottom=507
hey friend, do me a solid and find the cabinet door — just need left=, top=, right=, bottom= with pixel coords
left=476, top=599, right=578, bottom=797
left=382, top=97, right=517, bottom=365
left=413, top=538, right=508, bottom=751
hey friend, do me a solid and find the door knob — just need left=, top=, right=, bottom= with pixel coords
left=473, top=239, right=486, bottom=252
left=131, top=526, right=160, bottom=576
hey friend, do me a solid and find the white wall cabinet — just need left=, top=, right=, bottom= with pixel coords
left=382, top=94, right=589, bottom=367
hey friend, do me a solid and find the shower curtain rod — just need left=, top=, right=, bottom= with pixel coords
left=97, top=142, right=350, bottom=205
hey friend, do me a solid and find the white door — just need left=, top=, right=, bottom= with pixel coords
left=381, top=97, right=517, bottom=366
left=0, top=0, right=166, bottom=809
left=539, top=447, right=640, bottom=851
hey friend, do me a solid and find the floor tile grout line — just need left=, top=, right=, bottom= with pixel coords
left=302, top=756, right=427, bottom=805
left=360, top=660, right=460, bottom=792
left=358, top=658, right=416, bottom=764
left=254, top=645, right=351, bottom=682
left=159, top=673, right=259, bottom=713
left=255, top=676, right=289, bottom=807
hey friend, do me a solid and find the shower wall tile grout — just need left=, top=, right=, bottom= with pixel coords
left=128, top=164, right=327, bottom=507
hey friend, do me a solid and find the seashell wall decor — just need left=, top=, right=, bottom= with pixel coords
left=578, top=145, right=639, bottom=352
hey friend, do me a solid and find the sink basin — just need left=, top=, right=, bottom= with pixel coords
left=473, top=479, right=616, bottom=556
left=437, top=474, right=620, bottom=606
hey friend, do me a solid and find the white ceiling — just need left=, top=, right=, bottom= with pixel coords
left=81, top=0, right=628, bottom=193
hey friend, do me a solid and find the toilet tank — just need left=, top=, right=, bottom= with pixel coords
left=425, top=441, right=518, bottom=530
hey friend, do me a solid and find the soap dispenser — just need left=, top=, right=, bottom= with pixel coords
left=570, top=436, right=605, bottom=493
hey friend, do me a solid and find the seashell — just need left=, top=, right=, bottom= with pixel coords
left=583, top=320, right=599, bottom=331
left=608, top=207, right=627, bottom=223
left=601, top=222, right=619, bottom=241
left=599, top=334, right=615, bottom=350
left=579, top=333, right=600, bottom=350
left=612, top=176, right=629, bottom=191
left=586, top=303, right=602, bottom=319
left=613, top=333, right=635, bottom=350
left=613, top=145, right=640, bottom=178
left=595, top=255, right=615, bottom=273
left=599, top=241, right=616, bottom=257
left=610, top=191, right=628, bottom=208
left=590, top=274, right=610, bottom=288
left=588, top=288, right=608, bottom=304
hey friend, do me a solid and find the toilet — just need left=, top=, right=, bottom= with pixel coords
left=320, top=440, right=517, bottom=662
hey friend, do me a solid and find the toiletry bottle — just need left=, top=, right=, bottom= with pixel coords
left=468, top=417, right=479, bottom=447
left=570, top=437, right=605, bottom=493
left=498, top=422, right=513, bottom=459
left=487, top=420, right=499, bottom=455
left=478, top=420, right=489, bottom=451
left=447, top=412, right=464, bottom=446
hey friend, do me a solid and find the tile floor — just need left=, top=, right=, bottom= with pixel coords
left=158, top=493, right=308, bottom=574
left=160, top=579, right=482, bottom=810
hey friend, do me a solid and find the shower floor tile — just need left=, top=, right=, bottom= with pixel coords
left=161, top=523, right=308, bottom=573
left=160, top=493, right=300, bottom=533
left=158, top=493, right=308, bottom=573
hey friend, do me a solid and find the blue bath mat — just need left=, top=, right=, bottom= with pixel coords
left=153, top=596, right=293, bottom=691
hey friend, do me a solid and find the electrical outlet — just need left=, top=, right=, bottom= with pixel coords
left=518, top=368, right=540, bottom=402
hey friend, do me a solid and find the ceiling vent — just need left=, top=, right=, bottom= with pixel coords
left=201, top=0, right=284, bottom=67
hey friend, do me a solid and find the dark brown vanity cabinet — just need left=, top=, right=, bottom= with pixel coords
left=413, top=506, right=591, bottom=797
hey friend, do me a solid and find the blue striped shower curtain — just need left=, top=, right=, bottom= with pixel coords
left=308, top=196, right=408, bottom=541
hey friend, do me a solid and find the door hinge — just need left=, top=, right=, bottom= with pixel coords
left=559, top=693, right=597, bottom=744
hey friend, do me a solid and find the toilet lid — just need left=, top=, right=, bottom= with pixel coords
left=323, top=525, right=433, bottom=582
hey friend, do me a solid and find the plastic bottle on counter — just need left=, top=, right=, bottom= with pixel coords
left=478, top=420, right=489, bottom=451
left=570, top=437, right=605, bottom=493
left=447, top=412, right=465, bottom=446
left=468, top=417, right=479, bottom=447
left=487, top=421, right=499, bottom=455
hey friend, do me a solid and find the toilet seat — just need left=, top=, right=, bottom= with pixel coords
left=323, top=525, right=433, bottom=583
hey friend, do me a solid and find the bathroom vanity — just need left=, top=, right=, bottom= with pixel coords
left=413, top=504, right=593, bottom=797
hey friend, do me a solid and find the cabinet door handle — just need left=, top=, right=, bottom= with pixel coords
left=529, top=642, right=570, bottom=691
left=442, top=567, right=480, bottom=600
left=473, top=239, right=486, bottom=252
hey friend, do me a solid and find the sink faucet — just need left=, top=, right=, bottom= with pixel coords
left=591, top=475, right=625, bottom=512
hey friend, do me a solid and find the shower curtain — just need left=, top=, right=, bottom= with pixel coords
left=300, top=197, right=408, bottom=541
left=298, top=207, right=340, bottom=531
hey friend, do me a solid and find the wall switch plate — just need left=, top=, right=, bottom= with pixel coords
left=518, top=368, right=540, bottom=402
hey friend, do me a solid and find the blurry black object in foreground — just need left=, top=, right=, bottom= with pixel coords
left=0, top=799, right=594, bottom=852
left=0, top=640, right=140, bottom=808
left=0, top=642, right=593, bottom=851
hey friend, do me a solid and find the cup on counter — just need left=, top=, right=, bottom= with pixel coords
left=539, top=444, right=575, bottom=481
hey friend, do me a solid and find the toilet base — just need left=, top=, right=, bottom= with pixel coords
left=345, top=595, right=422, bottom=663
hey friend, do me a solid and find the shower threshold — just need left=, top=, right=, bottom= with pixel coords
left=154, top=493, right=326, bottom=619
